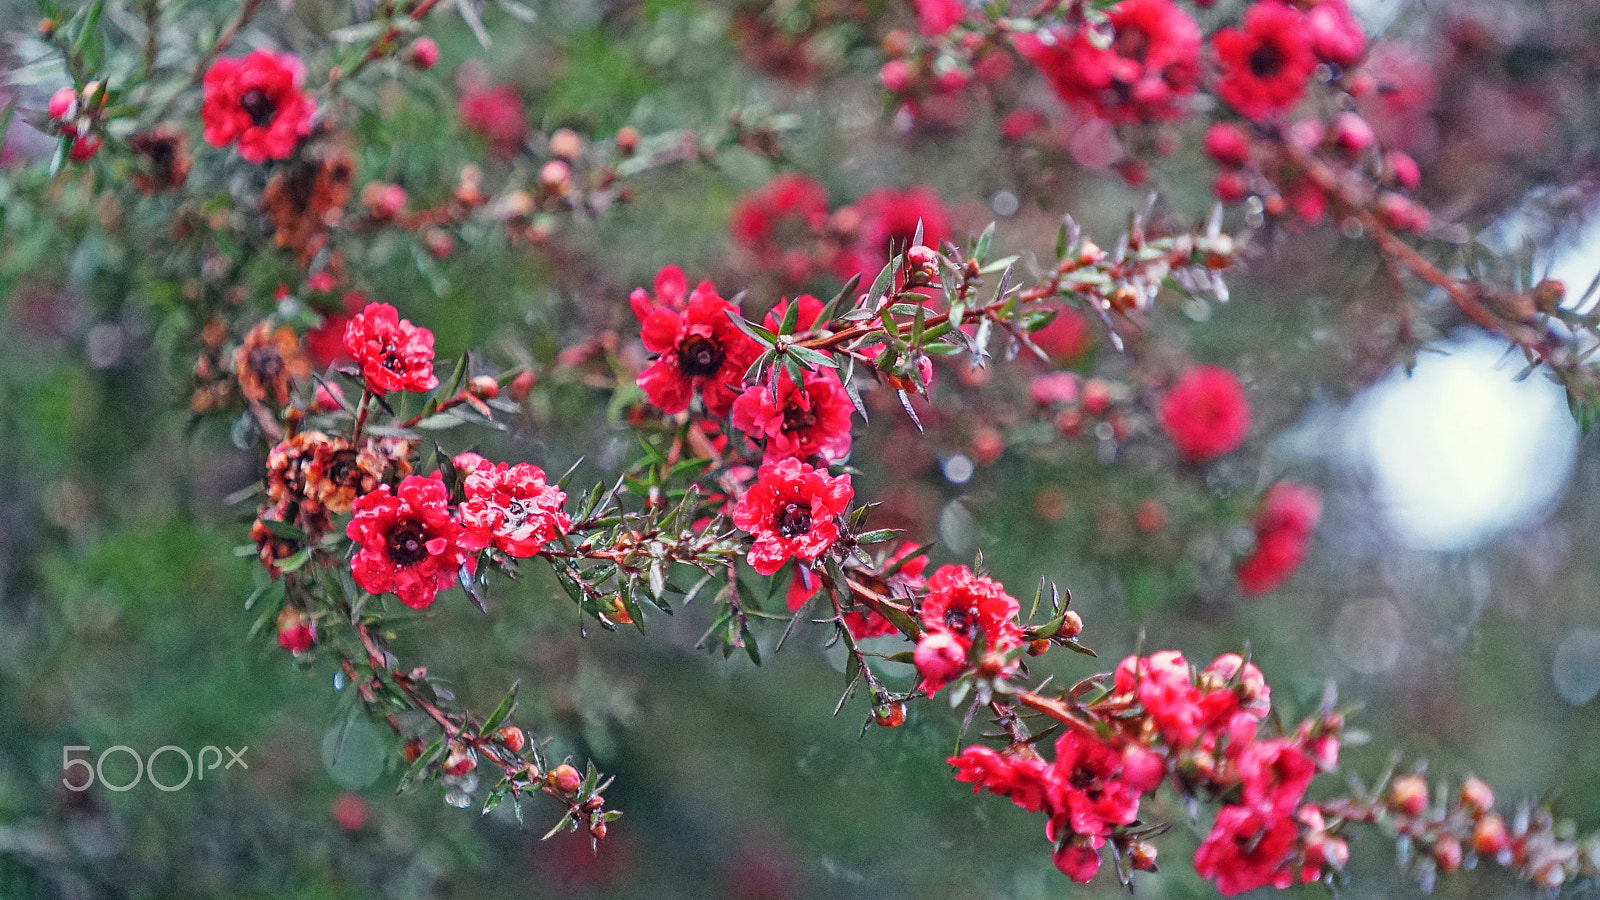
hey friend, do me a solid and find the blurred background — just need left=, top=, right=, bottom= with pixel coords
left=2, top=0, right=1600, bottom=897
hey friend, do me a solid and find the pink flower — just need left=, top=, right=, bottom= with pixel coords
left=458, top=83, right=526, bottom=157
left=1211, top=3, right=1318, bottom=121
left=730, top=367, right=855, bottom=463
left=632, top=270, right=763, bottom=417
left=915, top=629, right=970, bottom=694
left=346, top=474, right=474, bottom=609
left=201, top=49, right=315, bottom=163
left=1014, top=0, right=1201, bottom=125
left=1236, top=738, right=1317, bottom=816
left=731, top=458, right=853, bottom=576
left=1046, top=731, right=1143, bottom=838
left=1158, top=364, right=1251, bottom=462
left=459, top=462, right=570, bottom=558
left=1193, top=805, right=1300, bottom=895
left=730, top=174, right=829, bottom=282
left=949, top=745, right=1051, bottom=812
left=826, top=187, right=951, bottom=282
left=1236, top=483, right=1321, bottom=595
left=343, top=302, right=439, bottom=395
left=920, top=565, right=1024, bottom=652
left=912, top=0, right=967, bottom=36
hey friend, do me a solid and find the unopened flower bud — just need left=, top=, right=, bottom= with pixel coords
left=1473, top=813, right=1510, bottom=856
left=407, top=37, right=439, bottom=70
left=879, top=59, right=914, bottom=94
left=1460, top=777, right=1495, bottom=816
left=1532, top=278, right=1566, bottom=314
left=469, top=375, right=500, bottom=399
left=914, top=631, right=968, bottom=691
left=1128, top=839, right=1158, bottom=871
left=276, top=606, right=316, bottom=654
left=48, top=86, right=77, bottom=121
left=401, top=737, right=425, bottom=764
left=549, top=128, right=583, bottom=160
left=1057, top=609, right=1083, bottom=639
left=615, top=126, right=639, bottom=156
left=496, top=726, right=526, bottom=753
left=905, top=244, right=940, bottom=285
left=1331, top=112, right=1375, bottom=154
left=69, top=134, right=101, bottom=162
left=590, top=821, right=608, bottom=840
left=1433, top=836, right=1463, bottom=873
left=539, top=159, right=572, bottom=195
left=1389, top=774, right=1429, bottom=817
left=315, top=381, right=346, bottom=412
left=510, top=369, right=536, bottom=402
left=362, top=182, right=407, bottom=220
left=423, top=228, right=454, bottom=259
left=549, top=763, right=583, bottom=795
left=442, top=743, right=477, bottom=777
left=873, top=701, right=906, bottom=728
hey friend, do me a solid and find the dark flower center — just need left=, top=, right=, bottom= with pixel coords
left=248, top=345, right=284, bottom=380
left=1114, top=27, right=1150, bottom=62
left=1070, top=765, right=1098, bottom=790
left=1248, top=43, right=1284, bottom=79
left=780, top=400, right=817, bottom=434
left=945, top=606, right=974, bottom=635
left=774, top=501, right=812, bottom=538
left=677, top=334, right=725, bottom=377
left=326, top=449, right=360, bottom=487
left=240, top=89, right=278, bottom=128
left=385, top=520, right=430, bottom=566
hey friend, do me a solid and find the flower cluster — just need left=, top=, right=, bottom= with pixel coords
left=458, top=461, right=571, bottom=558
left=949, top=651, right=1344, bottom=887
left=726, top=179, right=953, bottom=286
left=1014, top=0, right=1201, bottom=126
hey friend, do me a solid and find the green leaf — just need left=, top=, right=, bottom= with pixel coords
left=866, top=255, right=899, bottom=306
left=479, top=681, right=520, bottom=735
left=723, top=310, right=777, bottom=348
left=817, top=273, right=862, bottom=325
left=973, top=221, right=995, bottom=263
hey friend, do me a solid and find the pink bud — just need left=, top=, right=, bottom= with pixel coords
left=914, top=630, right=969, bottom=694
left=48, top=86, right=77, bottom=121
left=408, top=37, right=440, bottom=70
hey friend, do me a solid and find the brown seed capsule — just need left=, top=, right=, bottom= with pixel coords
left=873, top=702, right=906, bottom=728
left=1028, top=639, right=1051, bottom=656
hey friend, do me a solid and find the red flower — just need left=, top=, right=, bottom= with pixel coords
left=826, top=187, right=951, bottom=282
left=1236, top=737, right=1317, bottom=816
left=1046, top=731, right=1143, bottom=839
left=1053, top=839, right=1105, bottom=884
left=1158, top=364, right=1251, bottom=462
left=633, top=272, right=763, bottom=416
left=730, top=174, right=829, bottom=282
left=459, top=462, right=570, bottom=558
left=912, top=0, right=967, bottom=36
left=346, top=473, right=474, bottom=609
left=731, top=367, right=855, bottom=463
left=1031, top=306, right=1093, bottom=363
left=305, top=292, right=363, bottom=369
left=1199, top=652, right=1272, bottom=719
left=1212, top=3, right=1318, bottom=121
left=458, top=83, right=527, bottom=157
left=731, top=457, right=853, bottom=576
left=1236, top=483, right=1321, bottom=595
left=1193, top=805, right=1299, bottom=896
left=1307, top=0, right=1366, bottom=68
left=201, top=50, right=315, bottom=163
left=949, top=745, right=1052, bottom=812
left=1115, top=651, right=1208, bottom=746
left=343, top=302, right=439, bottom=395
left=1015, top=0, right=1200, bottom=125
left=919, top=564, right=1024, bottom=652
left=762, top=295, right=826, bottom=335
